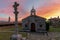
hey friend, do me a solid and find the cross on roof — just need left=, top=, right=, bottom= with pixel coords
left=13, top=2, right=19, bottom=11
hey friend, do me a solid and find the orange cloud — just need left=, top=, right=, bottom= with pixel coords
left=37, top=3, right=60, bottom=19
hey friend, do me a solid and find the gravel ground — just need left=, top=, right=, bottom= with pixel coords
left=26, top=32, right=60, bottom=40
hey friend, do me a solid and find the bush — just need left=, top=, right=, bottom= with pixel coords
left=46, top=22, right=50, bottom=32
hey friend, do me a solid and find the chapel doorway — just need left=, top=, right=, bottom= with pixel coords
left=31, top=23, right=36, bottom=32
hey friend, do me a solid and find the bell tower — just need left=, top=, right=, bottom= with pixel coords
left=31, top=6, right=36, bottom=16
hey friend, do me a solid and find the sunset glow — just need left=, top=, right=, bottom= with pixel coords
left=44, top=9, right=60, bottom=19
left=0, top=0, right=60, bottom=21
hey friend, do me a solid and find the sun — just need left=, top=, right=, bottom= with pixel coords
left=45, top=9, right=60, bottom=19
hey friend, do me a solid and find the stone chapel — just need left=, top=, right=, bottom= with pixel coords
left=22, top=7, right=46, bottom=32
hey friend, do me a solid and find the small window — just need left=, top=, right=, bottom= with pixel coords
left=40, top=25, right=42, bottom=27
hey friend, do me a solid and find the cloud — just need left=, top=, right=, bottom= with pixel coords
left=0, top=18, right=8, bottom=21
left=1, top=0, right=60, bottom=21
left=37, top=3, right=60, bottom=19
left=0, top=0, right=28, bottom=21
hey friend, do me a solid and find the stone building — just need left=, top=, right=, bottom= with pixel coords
left=49, top=16, right=60, bottom=27
left=22, top=7, right=46, bottom=32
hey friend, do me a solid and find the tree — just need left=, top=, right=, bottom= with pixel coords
left=46, top=22, right=50, bottom=32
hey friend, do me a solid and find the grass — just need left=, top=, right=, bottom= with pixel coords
left=0, top=25, right=60, bottom=40
left=0, top=25, right=27, bottom=40
left=0, top=25, right=22, bottom=31
left=0, top=32, right=27, bottom=40
left=49, top=26, right=60, bottom=32
left=0, top=32, right=12, bottom=40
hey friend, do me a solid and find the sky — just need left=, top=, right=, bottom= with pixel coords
left=0, top=0, right=60, bottom=21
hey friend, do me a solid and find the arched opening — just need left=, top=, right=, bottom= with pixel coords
left=31, top=23, right=36, bottom=32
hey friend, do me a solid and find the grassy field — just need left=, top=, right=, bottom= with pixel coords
left=0, top=25, right=27, bottom=40
left=0, top=25, right=22, bottom=31
left=0, top=26, right=60, bottom=40
left=0, top=32, right=12, bottom=40
left=49, top=26, right=60, bottom=32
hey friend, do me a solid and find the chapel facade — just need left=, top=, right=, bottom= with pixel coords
left=22, top=7, right=46, bottom=32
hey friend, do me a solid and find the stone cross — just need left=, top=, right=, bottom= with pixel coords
left=13, top=2, right=19, bottom=34
left=13, top=2, right=19, bottom=14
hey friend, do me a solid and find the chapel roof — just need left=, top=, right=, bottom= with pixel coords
left=22, top=15, right=46, bottom=20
